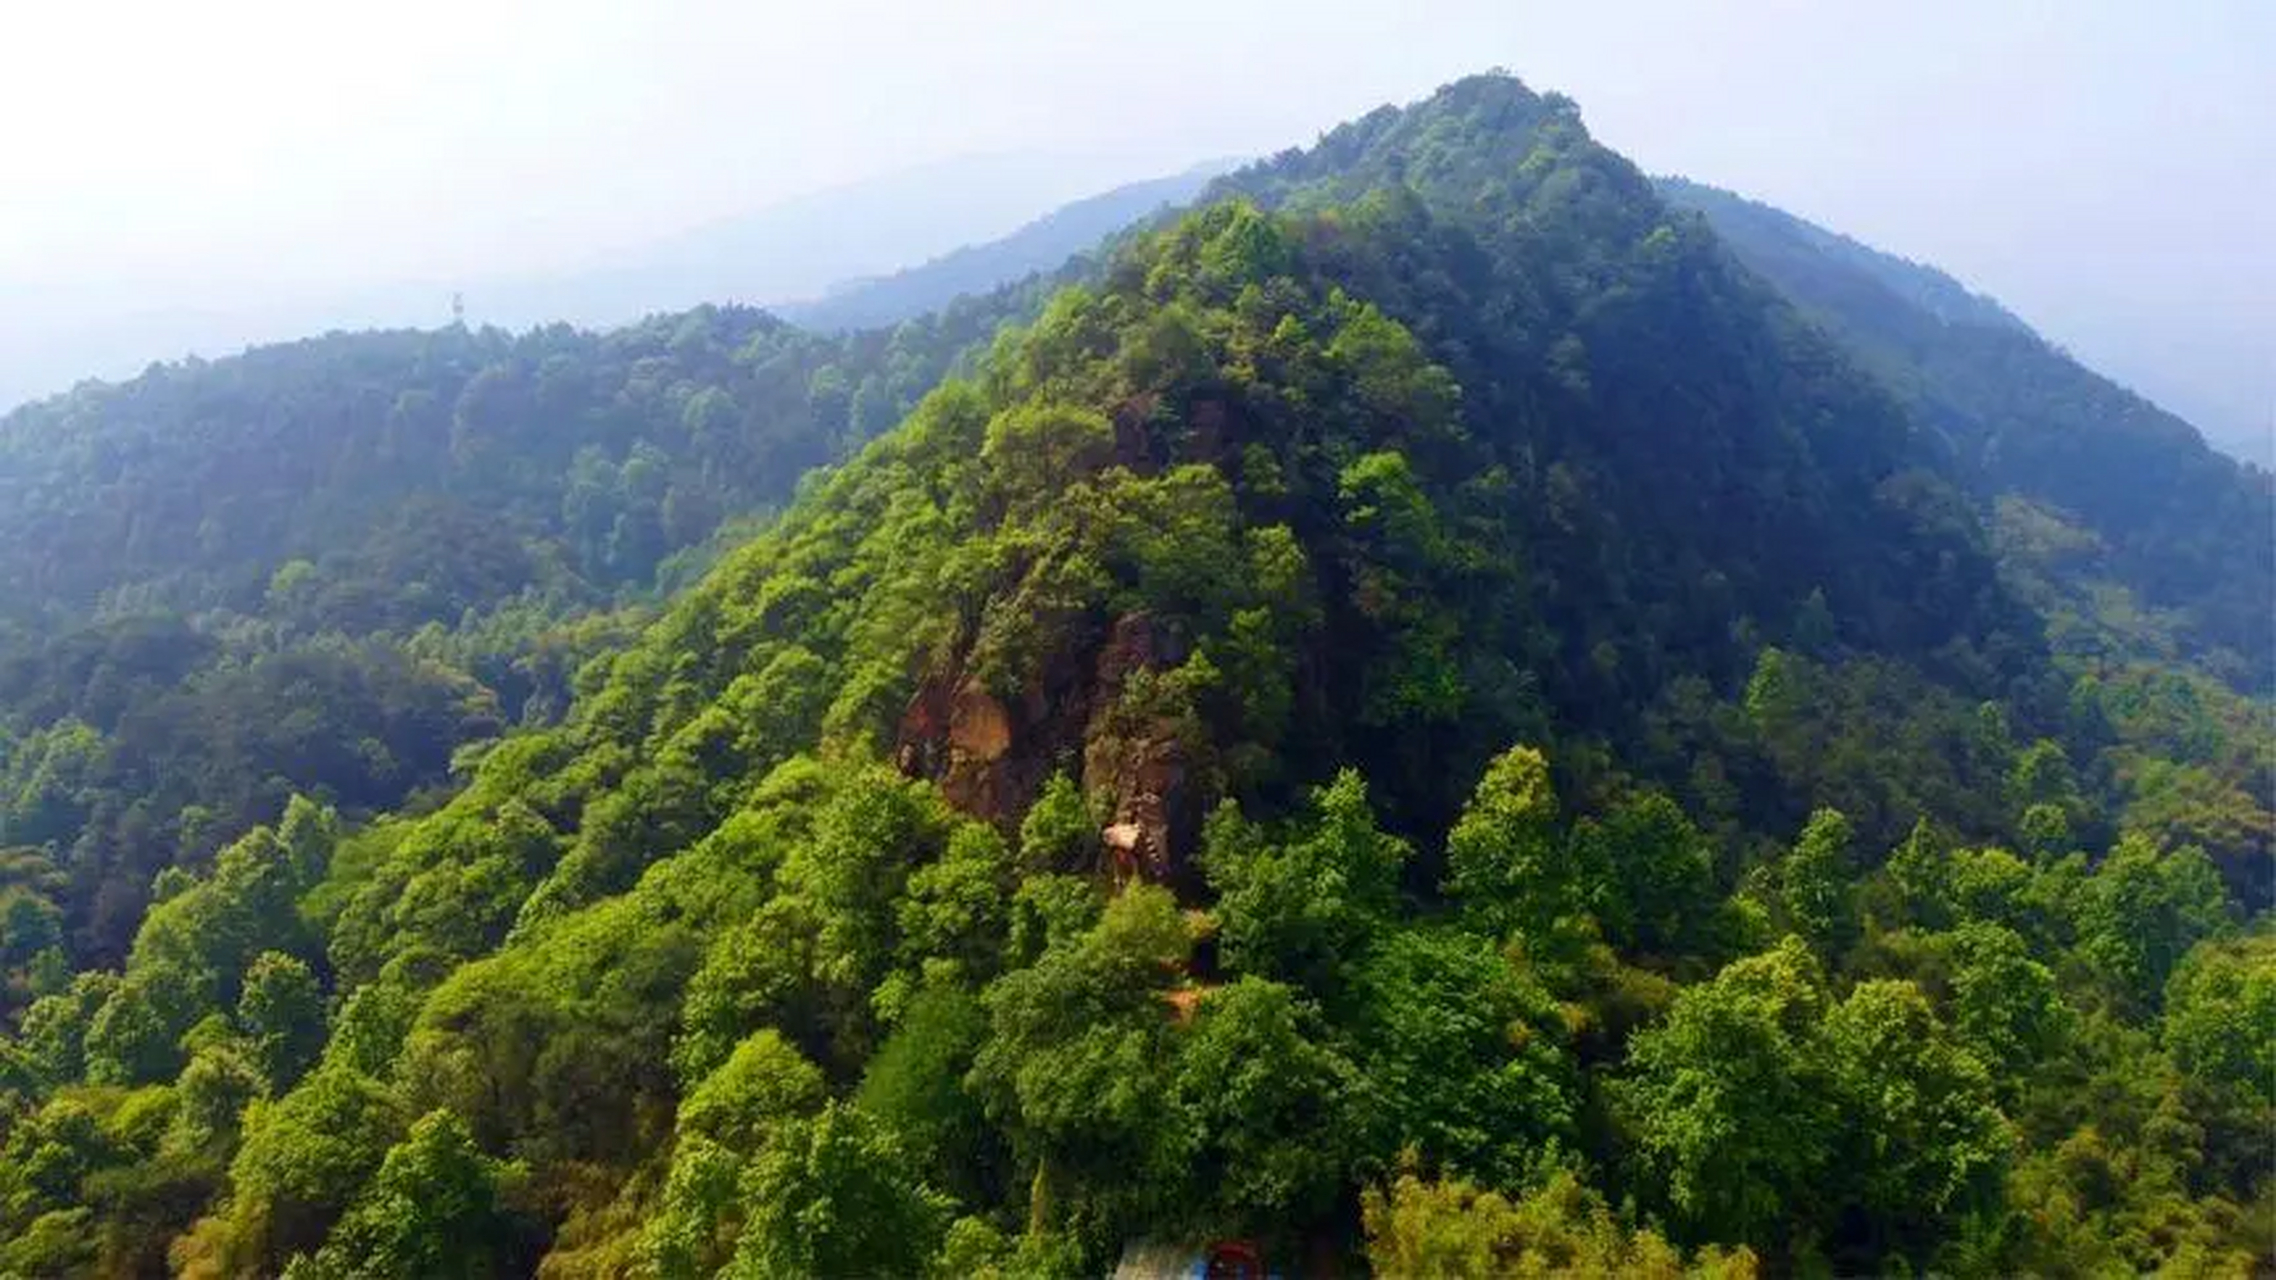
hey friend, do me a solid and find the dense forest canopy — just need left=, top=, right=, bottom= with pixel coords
left=0, top=283, right=1072, bottom=967
left=0, top=72, right=2266, bottom=1279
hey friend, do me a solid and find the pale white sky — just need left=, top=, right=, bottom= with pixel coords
left=2, top=0, right=2269, bottom=450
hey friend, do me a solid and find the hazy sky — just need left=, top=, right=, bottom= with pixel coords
left=3, top=0, right=2268, bottom=451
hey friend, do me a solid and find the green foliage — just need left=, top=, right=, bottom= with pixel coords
left=1363, top=1165, right=1759, bottom=1279
left=306, top=1108, right=525, bottom=1279
left=1816, top=981, right=2010, bottom=1253
left=1779, top=808, right=1858, bottom=957
left=1443, top=746, right=1567, bottom=943
left=1349, top=925, right=1576, bottom=1186
left=1621, top=938, right=1834, bottom=1246
left=0, top=70, right=2264, bottom=1278
left=969, top=886, right=1191, bottom=1238
left=1017, top=772, right=1096, bottom=875
left=238, top=952, right=326, bottom=1091
left=1935, top=922, right=2071, bottom=1075
left=2163, top=933, right=2276, bottom=1108
left=1202, top=770, right=1407, bottom=999
left=680, top=1030, right=826, bottom=1153
left=1623, top=939, right=2011, bottom=1267
left=1166, top=977, right=1363, bottom=1235
left=1568, top=789, right=1720, bottom=958
left=730, top=1101, right=953, bottom=1279
left=218, top=1064, right=408, bottom=1271
left=2076, top=834, right=2231, bottom=1011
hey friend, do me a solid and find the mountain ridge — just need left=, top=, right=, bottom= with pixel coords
left=779, top=159, right=1240, bottom=332
left=1658, top=176, right=2274, bottom=692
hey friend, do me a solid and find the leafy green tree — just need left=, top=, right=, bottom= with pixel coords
left=1780, top=808, right=1857, bottom=957
left=1817, top=980, right=2011, bottom=1262
left=1936, top=922, right=2070, bottom=1074
left=896, top=824, right=1015, bottom=983
left=970, top=886, right=1190, bottom=1239
left=1202, top=770, right=1407, bottom=1000
left=679, top=1029, right=826, bottom=1153
left=1016, top=773, right=1096, bottom=875
left=310, top=1109, right=523, bottom=1278
left=16, top=971, right=116, bottom=1086
left=172, top=1041, right=268, bottom=1155
left=1349, top=925, right=1576, bottom=1186
left=1166, top=977, right=1363, bottom=1235
left=0, top=887, right=62, bottom=969
left=238, top=952, right=326, bottom=1090
left=0, top=1097, right=112, bottom=1224
left=1570, top=789, right=1718, bottom=956
left=2162, top=933, right=2276, bottom=1108
left=642, top=1132, right=744, bottom=1278
left=82, top=976, right=184, bottom=1086
left=220, top=1065, right=408, bottom=1269
left=1336, top=450, right=1466, bottom=728
left=856, top=981, right=995, bottom=1201
left=1443, top=746, right=1572, bottom=945
left=730, top=1101, right=952, bottom=1279
left=1363, top=1165, right=1758, bottom=1279
left=321, top=979, right=422, bottom=1079
left=1621, top=938, right=1832, bottom=1245
left=2076, top=835, right=2230, bottom=1011
left=981, top=404, right=1115, bottom=510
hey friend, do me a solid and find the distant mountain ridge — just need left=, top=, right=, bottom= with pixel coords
left=0, top=152, right=1145, bottom=416
left=1655, top=179, right=2030, bottom=335
left=778, top=159, right=1239, bottom=331
left=1659, top=176, right=2273, bottom=690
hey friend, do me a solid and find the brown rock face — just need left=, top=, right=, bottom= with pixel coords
left=948, top=682, right=1013, bottom=761
left=1083, top=613, right=1202, bottom=889
left=893, top=610, right=1209, bottom=886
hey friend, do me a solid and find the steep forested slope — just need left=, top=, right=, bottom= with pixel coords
left=0, top=291, right=1054, bottom=967
left=1659, top=178, right=2275, bottom=692
left=1, top=74, right=2264, bottom=1280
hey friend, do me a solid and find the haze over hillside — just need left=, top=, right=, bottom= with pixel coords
left=0, top=152, right=1165, bottom=414
left=779, top=159, right=1239, bottom=332
left=5, top=2, right=2266, bottom=460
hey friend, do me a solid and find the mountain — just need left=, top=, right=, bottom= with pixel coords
left=1658, top=178, right=2275, bottom=693
left=0, top=73, right=2266, bottom=1280
left=0, top=289, right=1062, bottom=968
left=475, top=152, right=1158, bottom=331
left=779, top=160, right=1238, bottom=332
left=0, top=152, right=1132, bottom=417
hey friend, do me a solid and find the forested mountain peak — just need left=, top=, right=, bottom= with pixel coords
left=0, top=72, right=2266, bottom=1279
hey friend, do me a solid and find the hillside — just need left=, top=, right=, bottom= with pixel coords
left=781, top=161, right=1238, bottom=333
left=0, top=73, right=2264, bottom=1279
left=1659, top=178, right=2276, bottom=692
left=0, top=288, right=1063, bottom=968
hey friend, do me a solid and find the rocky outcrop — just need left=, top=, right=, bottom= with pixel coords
left=894, top=610, right=1209, bottom=886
